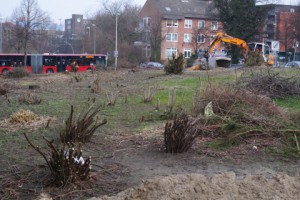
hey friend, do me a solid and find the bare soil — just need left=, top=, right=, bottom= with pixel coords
left=0, top=68, right=299, bottom=200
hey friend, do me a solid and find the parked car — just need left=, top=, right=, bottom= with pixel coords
left=140, top=62, right=164, bottom=70
left=284, top=61, right=300, bottom=68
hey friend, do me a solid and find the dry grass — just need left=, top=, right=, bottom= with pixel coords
left=9, top=109, right=40, bottom=124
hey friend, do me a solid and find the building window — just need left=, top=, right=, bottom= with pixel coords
left=197, top=34, right=205, bottom=43
left=198, top=20, right=205, bottom=29
left=211, top=21, right=218, bottom=30
left=167, top=20, right=178, bottom=27
left=166, top=33, right=178, bottom=42
left=142, top=30, right=151, bottom=41
left=184, top=33, right=192, bottom=43
left=184, top=49, right=192, bottom=58
left=184, top=19, right=192, bottom=28
left=144, top=45, right=151, bottom=58
left=166, top=48, right=177, bottom=58
left=143, top=17, right=151, bottom=27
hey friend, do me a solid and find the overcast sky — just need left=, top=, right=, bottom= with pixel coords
left=0, top=0, right=299, bottom=24
left=0, top=0, right=147, bottom=24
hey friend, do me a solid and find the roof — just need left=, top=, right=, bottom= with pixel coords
left=151, top=0, right=216, bottom=19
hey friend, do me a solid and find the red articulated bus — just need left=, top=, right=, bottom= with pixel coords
left=0, top=53, right=107, bottom=75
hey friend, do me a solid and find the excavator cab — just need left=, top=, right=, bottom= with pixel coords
left=248, top=42, right=274, bottom=65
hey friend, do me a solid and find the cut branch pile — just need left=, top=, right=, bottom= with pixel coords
left=60, top=105, right=107, bottom=143
left=192, top=85, right=287, bottom=128
left=164, top=112, right=199, bottom=153
left=237, top=69, right=300, bottom=98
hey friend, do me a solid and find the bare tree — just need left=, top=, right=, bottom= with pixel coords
left=11, top=0, right=50, bottom=65
left=147, top=18, right=170, bottom=61
left=92, top=0, right=143, bottom=66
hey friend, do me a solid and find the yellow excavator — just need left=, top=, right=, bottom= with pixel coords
left=208, top=32, right=274, bottom=66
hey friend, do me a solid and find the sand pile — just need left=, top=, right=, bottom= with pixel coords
left=90, top=172, right=300, bottom=200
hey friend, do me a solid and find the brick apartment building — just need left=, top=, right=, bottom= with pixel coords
left=138, top=0, right=223, bottom=61
left=64, top=14, right=93, bottom=54
left=257, top=4, right=300, bottom=54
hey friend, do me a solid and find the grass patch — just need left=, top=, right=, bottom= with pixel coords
left=207, top=138, right=240, bottom=150
left=274, top=96, right=300, bottom=112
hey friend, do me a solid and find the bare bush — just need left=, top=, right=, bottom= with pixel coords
left=0, top=86, right=8, bottom=95
left=165, top=53, right=185, bottom=74
left=142, top=86, right=157, bottom=103
left=164, top=112, right=199, bottom=153
left=24, top=133, right=91, bottom=187
left=106, top=91, right=119, bottom=106
left=245, top=51, right=264, bottom=67
left=237, top=69, right=300, bottom=98
left=6, top=67, right=30, bottom=78
left=91, top=71, right=101, bottom=93
left=18, top=93, right=42, bottom=104
left=60, top=105, right=107, bottom=143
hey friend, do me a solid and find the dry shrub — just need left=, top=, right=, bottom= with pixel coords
left=290, top=111, right=300, bottom=124
left=142, top=86, right=157, bottom=103
left=70, top=61, right=79, bottom=72
left=24, top=133, right=91, bottom=187
left=237, top=69, right=300, bottom=98
left=165, top=53, right=185, bottom=74
left=192, top=85, right=287, bottom=128
left=164, top=112, right=199, bottom=153
left=245, top=51, right=264, bottom=67
left=6, top=67, right=30, bottom=78
left=160, top=88, right=185, bottom=119
left=10, top=109, right=39, bottom=123
left=60, top=105, right=107, bottom=143
left=18, top=93, right=42, bottom=104
left=91, top=71, right=101, bottom=93
left=0, top=86, right=8, bottom=95
left=106, top=91, right=119, bottom=106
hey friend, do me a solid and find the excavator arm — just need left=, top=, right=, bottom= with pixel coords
left=208, top=32, right=249, bottom=61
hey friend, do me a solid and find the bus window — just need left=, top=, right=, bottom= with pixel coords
left=43, top=57, right=56, bottom=66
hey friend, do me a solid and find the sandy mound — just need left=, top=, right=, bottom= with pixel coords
left=90, top=172, right=300, bottom=200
